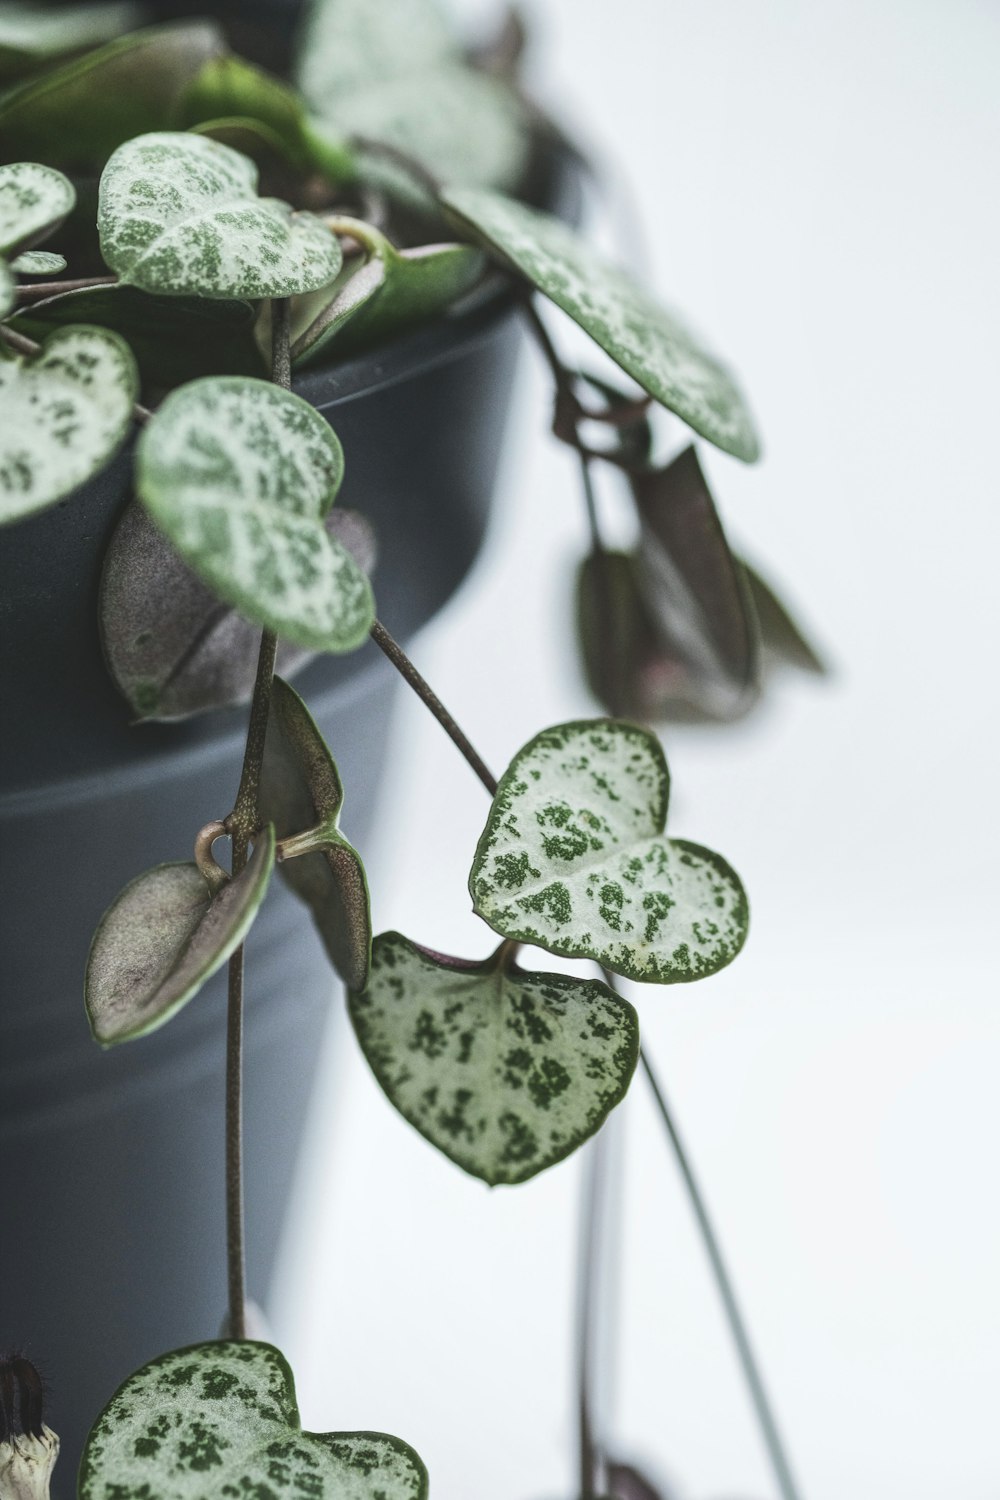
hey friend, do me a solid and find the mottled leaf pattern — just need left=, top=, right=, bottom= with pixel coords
left=136, top=376, right=375, bottom=651
left=0, top=161, right=75, bottom=257
left=261, top=677, right=372, bottom=991
left=100, top=502, right=376, bottom=720
left=350, top=933, right=639, bottom=1185
left=78, top=1340, right=428, bottom=1500
left=98, top=133, right=342, bottom=299
left=0, top=326, right=138, bottom=526
left=9, top=249, right=66, bottom=274
left=442, top=188, right=761, bottom=462
left=85, top=828, right=275, bottom=1046
left=471, top=721, right=748, bottom=983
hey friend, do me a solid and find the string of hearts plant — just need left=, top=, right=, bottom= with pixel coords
left=0, top=4, right=823, bottom=1498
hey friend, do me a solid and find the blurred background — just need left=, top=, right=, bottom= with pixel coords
left=273, top=2, right=1000, bottom=1496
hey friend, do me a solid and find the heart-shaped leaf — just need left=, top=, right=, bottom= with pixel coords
left=9, top=249, right=66, bottom=274
left=85, top=826, right=275, bottom=1046
left=442, top=188, right=761, bottom=463
left=261, top=676, right=372, bottom=991
left=349, top=932, right=639, bottom=1185
left=98, top=132, right=342, bottom=299
left=0, top=161, right=76, bottom=258
left=0, top=22, right=225, bottom=168
left=630, top=445, right=761, bottom=718
left=0, top=3, right=145, bottom=82
left=78, top=1340, right=427, bottom=1500
left=470, top=720, right=748, bottom=984
left=291, top=216, right=485, bottom=366
left=740, top=558, right=826, bottom=675
left=13, top=284, right=263, bottom=386
left=296, top=0, right=459, bottom=106
left=100, top=501, right=376, bottom=720
left=135, top=375, right=375, bottom=650
left=179, top=54, right=354, bottom=183
left=0, top=325, right=138, bottom=527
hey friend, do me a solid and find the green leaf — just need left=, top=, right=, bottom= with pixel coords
left=296, top=0, right=459, bottom=105
left=179, top=53, right=354, bottom=182
left=13, top=283, right=263, bottom=385
left=291, top=216, right=485, bottom=366
left=261, top=677, right=371, bottom=990
left=136, top=376, right=374, bottom=651
left=0, top=22, right=225, bottom=169
left=0, top=325, right=138, bottom=527
left=9, top=249, right=66, bottom=274
left=100, top=501, right=376, bottom=720
left=630, top=445, right=760, bottom=718
left=470, top=720, right=749, bottom=984
left=349, top=932, right=639, bottom=1185
left=0, top=161, right=76, bottom=258
left=85, top=827, right=275, bottom=1046
left=78, top=1340, right=428, bottom=1500
left=0, top=260, right=13, bottom=317
left=98, top=132, right=343, bottom=300
left=0, top=2, right=146, bottom=82
left=740, top=557, right=826, bottom=675
left=442, top=188, right=762, bottom=463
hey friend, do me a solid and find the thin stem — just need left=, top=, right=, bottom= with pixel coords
left=221, top=298, right=291, bottom=1342
left=578, top=450, right=606, bottom=557
left=0, top=323, right=152, bottom=422
left=576, top=1129, right=611, bottom=1500
left=369, top=619, right=498, bottom=796
left=14, top=273, right=118, bottom=301
left=637, top=1038, right=805, bottom=1500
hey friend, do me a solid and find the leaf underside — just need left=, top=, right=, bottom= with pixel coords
left=135, top=375, right=375, bottom=651
left=470, top=720, right=748, bottom=983
left=78, top=1340, right=428, bottom=1500
left=10, top=248, right=66, bottom=273
left=350, top=932, right=639, bottom=1185
left=442, top=188, right=761, bottom=462
left=0, top=160, right=76, bottom=257
left=85, top=828, right=275, bottom=1046
left=0, top=325, right=138, bottom=526
left=740, top=557, right=826, bottom=674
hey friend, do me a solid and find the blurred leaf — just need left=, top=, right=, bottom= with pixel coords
left=291, top=215, right=484, bottom=366
left=100, top=501, right=376, bottom=721
left=631, top=445, right=760, bottom=719
left=9, top=248, right=65, bottom=273
left=467, top=5, right=529, bottom=81
left=442, top=188, right=761, bottom=462
left=85, top=827, right=275, bottom=1046
left=261, top=676, right=371, bottom=990
left=0, top=325, right=138, bottom=526
left=605, top=1459, right=675, bottom=1500
left=13, top=283, right=262, bottom=386
left=0, top=259, right=12, bottom=316
left=136, top=376, right=374, bottom=651
left=99, top=132, right=342, bottom=299
left=0, top=21, right=225, bottom=169
left=296, top=0, right=459, bottom=104
left=739, top=557, right=826, bottom=675
left=0, top=3, right=146, bottom=82
left=78, top=1340, right=428, bottom=1500
left=179, top=53, right=354, bottom=182
left=0, top=161, right=75, bottom=257
left=349, top=931, right=638, bottom=1185
left=470, top=720, right=749, bottom=984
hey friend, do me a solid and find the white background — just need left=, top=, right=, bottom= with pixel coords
left=274, top=2, right=1000, bottom=1497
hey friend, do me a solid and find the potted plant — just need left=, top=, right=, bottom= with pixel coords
left=0, top=2, right=822, bottom=1496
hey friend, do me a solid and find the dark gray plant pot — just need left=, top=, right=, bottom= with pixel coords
left=0, top=261, right=559, bottom=1486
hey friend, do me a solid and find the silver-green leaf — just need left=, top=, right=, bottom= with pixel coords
left=98, top=132, right=342, bottom=299
left=78, top=1340, right=427, bottom=1500
left=0, top=260, right=13, bottom=318
left=470, top=720, right=749, bottom=984
left=0, top=325, right=138, bottom=527
left=9, top=249, right=66, bottom=274
left=85, top=828, right=275, bottom=1046
left=136, top=376, right=375, bottom=651
left=349, top=932, right=639, bottom=1185
left=296, top=0, right=459, bottom=105
left=0, top=161, right=75, bottom=258
left=261, top=676, right=372, bottom=991
left=442, top=188, right=761, bottom=462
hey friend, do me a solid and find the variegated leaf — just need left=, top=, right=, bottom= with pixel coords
left=9, top=249, right=66, bottom=274
left=0, top=161, right=75, bottom=258
left=78, top=1340, right=427, bottom=1500
left=349, top=932, right=639, bottom=1185
left=442, top=188, right=761, bottom=462
left=85, top=827, right=275, bottom=1046
left=100, top=501, right=376, bottom=720
left=0, top=22, right=225, bottom=167
left=470, top=721, right=748, bottom=983
left=0, top=3, right=145, bottom=82
left=135, top=376, right=374, bottom=651
left=292, top=216, right=484, bottom=365
left=0, top=260, right=13, bottom=317
left=98, top=132, right=342, bottom=299
left=261, top=676, right=372, bottom=991
left=296, top=0, right=459, bottom=106
left=0, top=325, right=138, bottom=527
